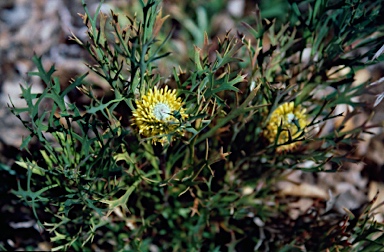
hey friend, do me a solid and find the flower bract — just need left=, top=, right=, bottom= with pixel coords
left=264, top=102, right=308, bottom=152
left=132, top=86, right=188, bottom=145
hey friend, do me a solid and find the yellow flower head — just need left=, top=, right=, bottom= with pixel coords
left=132, top=86, right=188, bottom=145
left=264, top=102, right=308, bottom=152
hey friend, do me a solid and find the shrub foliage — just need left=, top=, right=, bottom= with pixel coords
left=9, top=0, right=384, bottom=251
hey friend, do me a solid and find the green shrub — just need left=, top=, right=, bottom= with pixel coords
left=10, top=0, right=384, bottom=251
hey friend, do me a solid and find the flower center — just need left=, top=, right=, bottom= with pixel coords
left=286, top=113, right=296, bottom=123
left=153, top=103, right=171, bottom=120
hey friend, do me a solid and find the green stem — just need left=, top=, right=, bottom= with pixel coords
left=195, top=85, right=260, bottom=145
